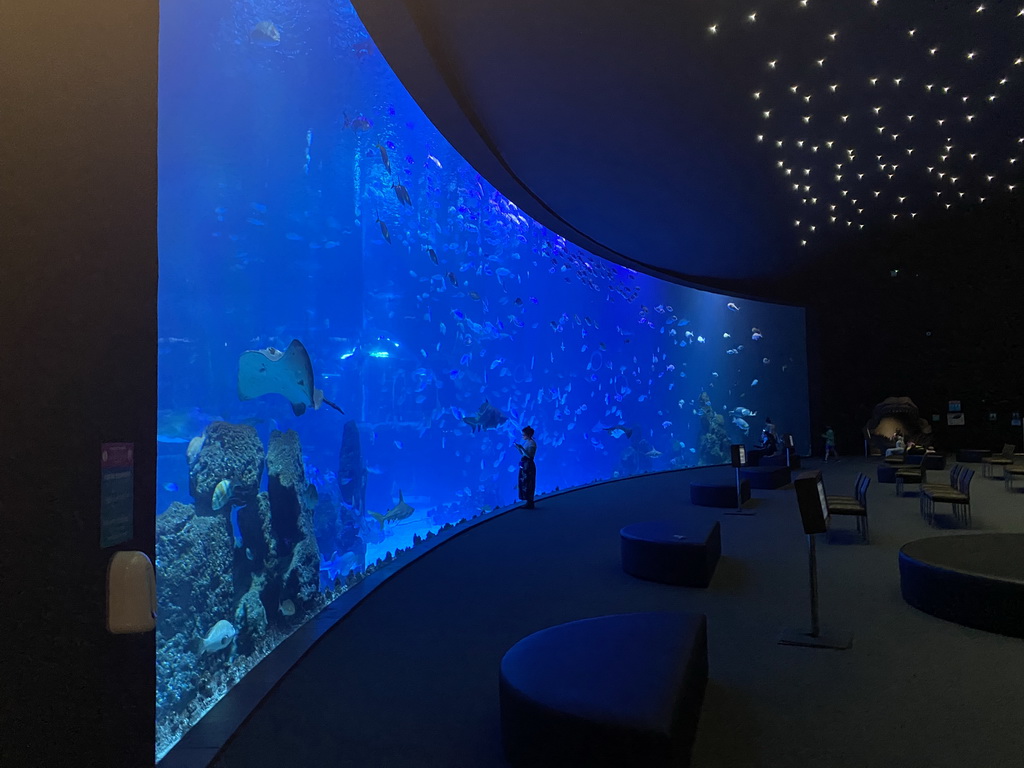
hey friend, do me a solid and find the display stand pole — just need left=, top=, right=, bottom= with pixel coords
left=724, top=466, right=754, bottom=516
left=778, top=534, right=852, bottom=649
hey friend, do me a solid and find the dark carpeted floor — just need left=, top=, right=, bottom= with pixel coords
left=211, top=458, right=1024, bottom=768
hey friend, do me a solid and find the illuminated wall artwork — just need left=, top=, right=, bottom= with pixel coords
left=155, top=0, right=810, bottom=758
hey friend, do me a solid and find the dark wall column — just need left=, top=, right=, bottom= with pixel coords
left=0, top=0, right=158, bottom=764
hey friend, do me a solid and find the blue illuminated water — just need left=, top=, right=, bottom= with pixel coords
left=156, top=0, right=809, bottom=757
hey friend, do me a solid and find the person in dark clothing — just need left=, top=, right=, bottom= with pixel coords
left=516, top=425, right=537, bottom=509
left=761, top=417, right=778, bottom=457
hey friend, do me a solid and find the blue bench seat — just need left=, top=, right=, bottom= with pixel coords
left=500, top=612, right=708, bottom=768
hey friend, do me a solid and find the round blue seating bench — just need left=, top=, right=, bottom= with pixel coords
left=499, top=612, right=708, bottom=768
left=877, top=464, right=898, bottom=483
left=738, top=465, right=791, bottom=490
left=620, top=520, right=721, bottom=587
left=900, top=534, right=1024, bottom=638
left=690, top=480, right=750, bottom=508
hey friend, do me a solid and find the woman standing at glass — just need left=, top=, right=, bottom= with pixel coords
left=516, top=426, right=537, bottom=509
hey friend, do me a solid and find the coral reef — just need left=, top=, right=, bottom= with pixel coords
left=189, top=421, right=265, bottom=515
left=233, top=575, right=269, bottom=655
left=266, top=430, right=322, bottom=610
left=155, top=502, right=234, bottom=714
left=696, top=392, right=731, bottom=465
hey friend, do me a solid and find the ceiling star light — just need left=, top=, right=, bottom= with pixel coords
left=768, top=59, right=778, bottom=68
left=908, top=29, right=916, bottom=37
left=816, top=58, right=826, bottom=66
left=930, top=47, right=939, bottom=56
left=870, top=77, right=879, bottom=85
left=828, top=31, right=838, bottom=41
left=709, top=23, right=719, bottom=34
left=748, top=12, right=757, bottom=22
left=753, top=91, right=761, bottom=99
left=976, top=3, right=984, bottom=11
left=967, top=51, right=978, bottom=60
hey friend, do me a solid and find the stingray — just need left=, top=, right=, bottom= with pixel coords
left=238, top=339, right=343, bottom=416
left=462, top=400, right=508, bottom=433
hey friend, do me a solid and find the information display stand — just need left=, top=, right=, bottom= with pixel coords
left=778, top=471, right=852, bottom=650
left=725, top=444, right=754, bottom=516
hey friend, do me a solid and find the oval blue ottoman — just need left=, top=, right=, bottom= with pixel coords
left=690, top=480, right=750, bottom=508
left=738, top=465, right=791, bottom=489
left=620, top=520, right=721, bottom=587
left=499, top=612, right=708, bottom=768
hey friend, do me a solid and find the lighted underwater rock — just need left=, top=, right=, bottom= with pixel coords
left=188, top=421, right=265, bottom=515
left=155, top=501, right=235, bottom=717
left=266, top=430, right=322, bottom=608
left=156, top=502, right=235, bottom=635
left=233, top=575, right=268, bottom=655
left=282, top=537, right=321, bottom=607
left=696, top=392, right=730, bottom=465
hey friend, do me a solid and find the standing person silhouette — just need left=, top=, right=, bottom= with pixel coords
left=516, top=426, right=537, bottom=509
left=822, top=426, right=837, bottom=462
left=761, top=417, right=778, bottom=457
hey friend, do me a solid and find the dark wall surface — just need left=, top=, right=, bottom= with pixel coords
left=779, top=200, right=1024, bottom=457
left=0, top=0, right=158, bottom=765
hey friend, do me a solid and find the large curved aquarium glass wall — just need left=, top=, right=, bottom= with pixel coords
left=157, top=0, right=810, bottom=757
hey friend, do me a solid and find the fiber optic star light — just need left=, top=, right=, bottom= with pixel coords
left=706, top=1, right=1024, bottom=246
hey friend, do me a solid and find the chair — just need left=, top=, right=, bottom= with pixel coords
left=826, top=473, right=870, bottom=543
left=895, top=464, right=926, bottom=496
left=921, top=464, right=964, bottom=496
left=982, top=444, right=1015, bottom=478
left=921, top=468, right=974, bottom=527
left=1004, top=465, right=1024, bottom=492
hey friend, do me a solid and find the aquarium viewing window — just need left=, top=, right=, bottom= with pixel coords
left=156, top=0, right=810, bottom=758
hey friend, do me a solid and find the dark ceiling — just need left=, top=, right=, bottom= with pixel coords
left=353, top=0, right=1024, bottom=295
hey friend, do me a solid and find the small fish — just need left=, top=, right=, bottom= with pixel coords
left=376, top=215, right=391, bottom=244
left=193, top=619, right=237, bottom=655
left=427, top=247, right=439, bottom=265
left=394, top=440, right=404, bottom=449
left=163, top=482, right=178, bottom=492
left=279, top=599, right=296, bottom=617
left=752, top=333, right=763, bottom=341
left=603, top=425, right=632, bottom=438
left=393, top=184, right=412, bottom=205
left=468, top=291, right=482, bottom=300
left=661, top=421, right=673, bottom=428
left=426, top=153, right=443, bottom=169
left=763, top=357, right=771, bottom=364
left=727, top=302, right=740, bottom=311
left=646, top=449, right=663, bottom=458
left=212, top=479, right=233, bottom=511
left=304, top=483, right=319, bottom=509
left=723, top=333, right=731, bottom=339
left=378, top=144, right=391, bottom=172
left=697, top=336, right=706, bottom=343
left=446, top=272, right=458, bottom=287
left=751, top=379, right=759, bottom=386
left=726, top=349, right=739, bottom=355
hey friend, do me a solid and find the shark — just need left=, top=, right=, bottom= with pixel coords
left=369, top=490, right=415, bottom=529
left=237, top=339, right=344, bottom=416
left=320, top=550, right=359, bottom=582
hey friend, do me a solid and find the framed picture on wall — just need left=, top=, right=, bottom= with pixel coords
left=947, top=413, right=965, bottom=426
